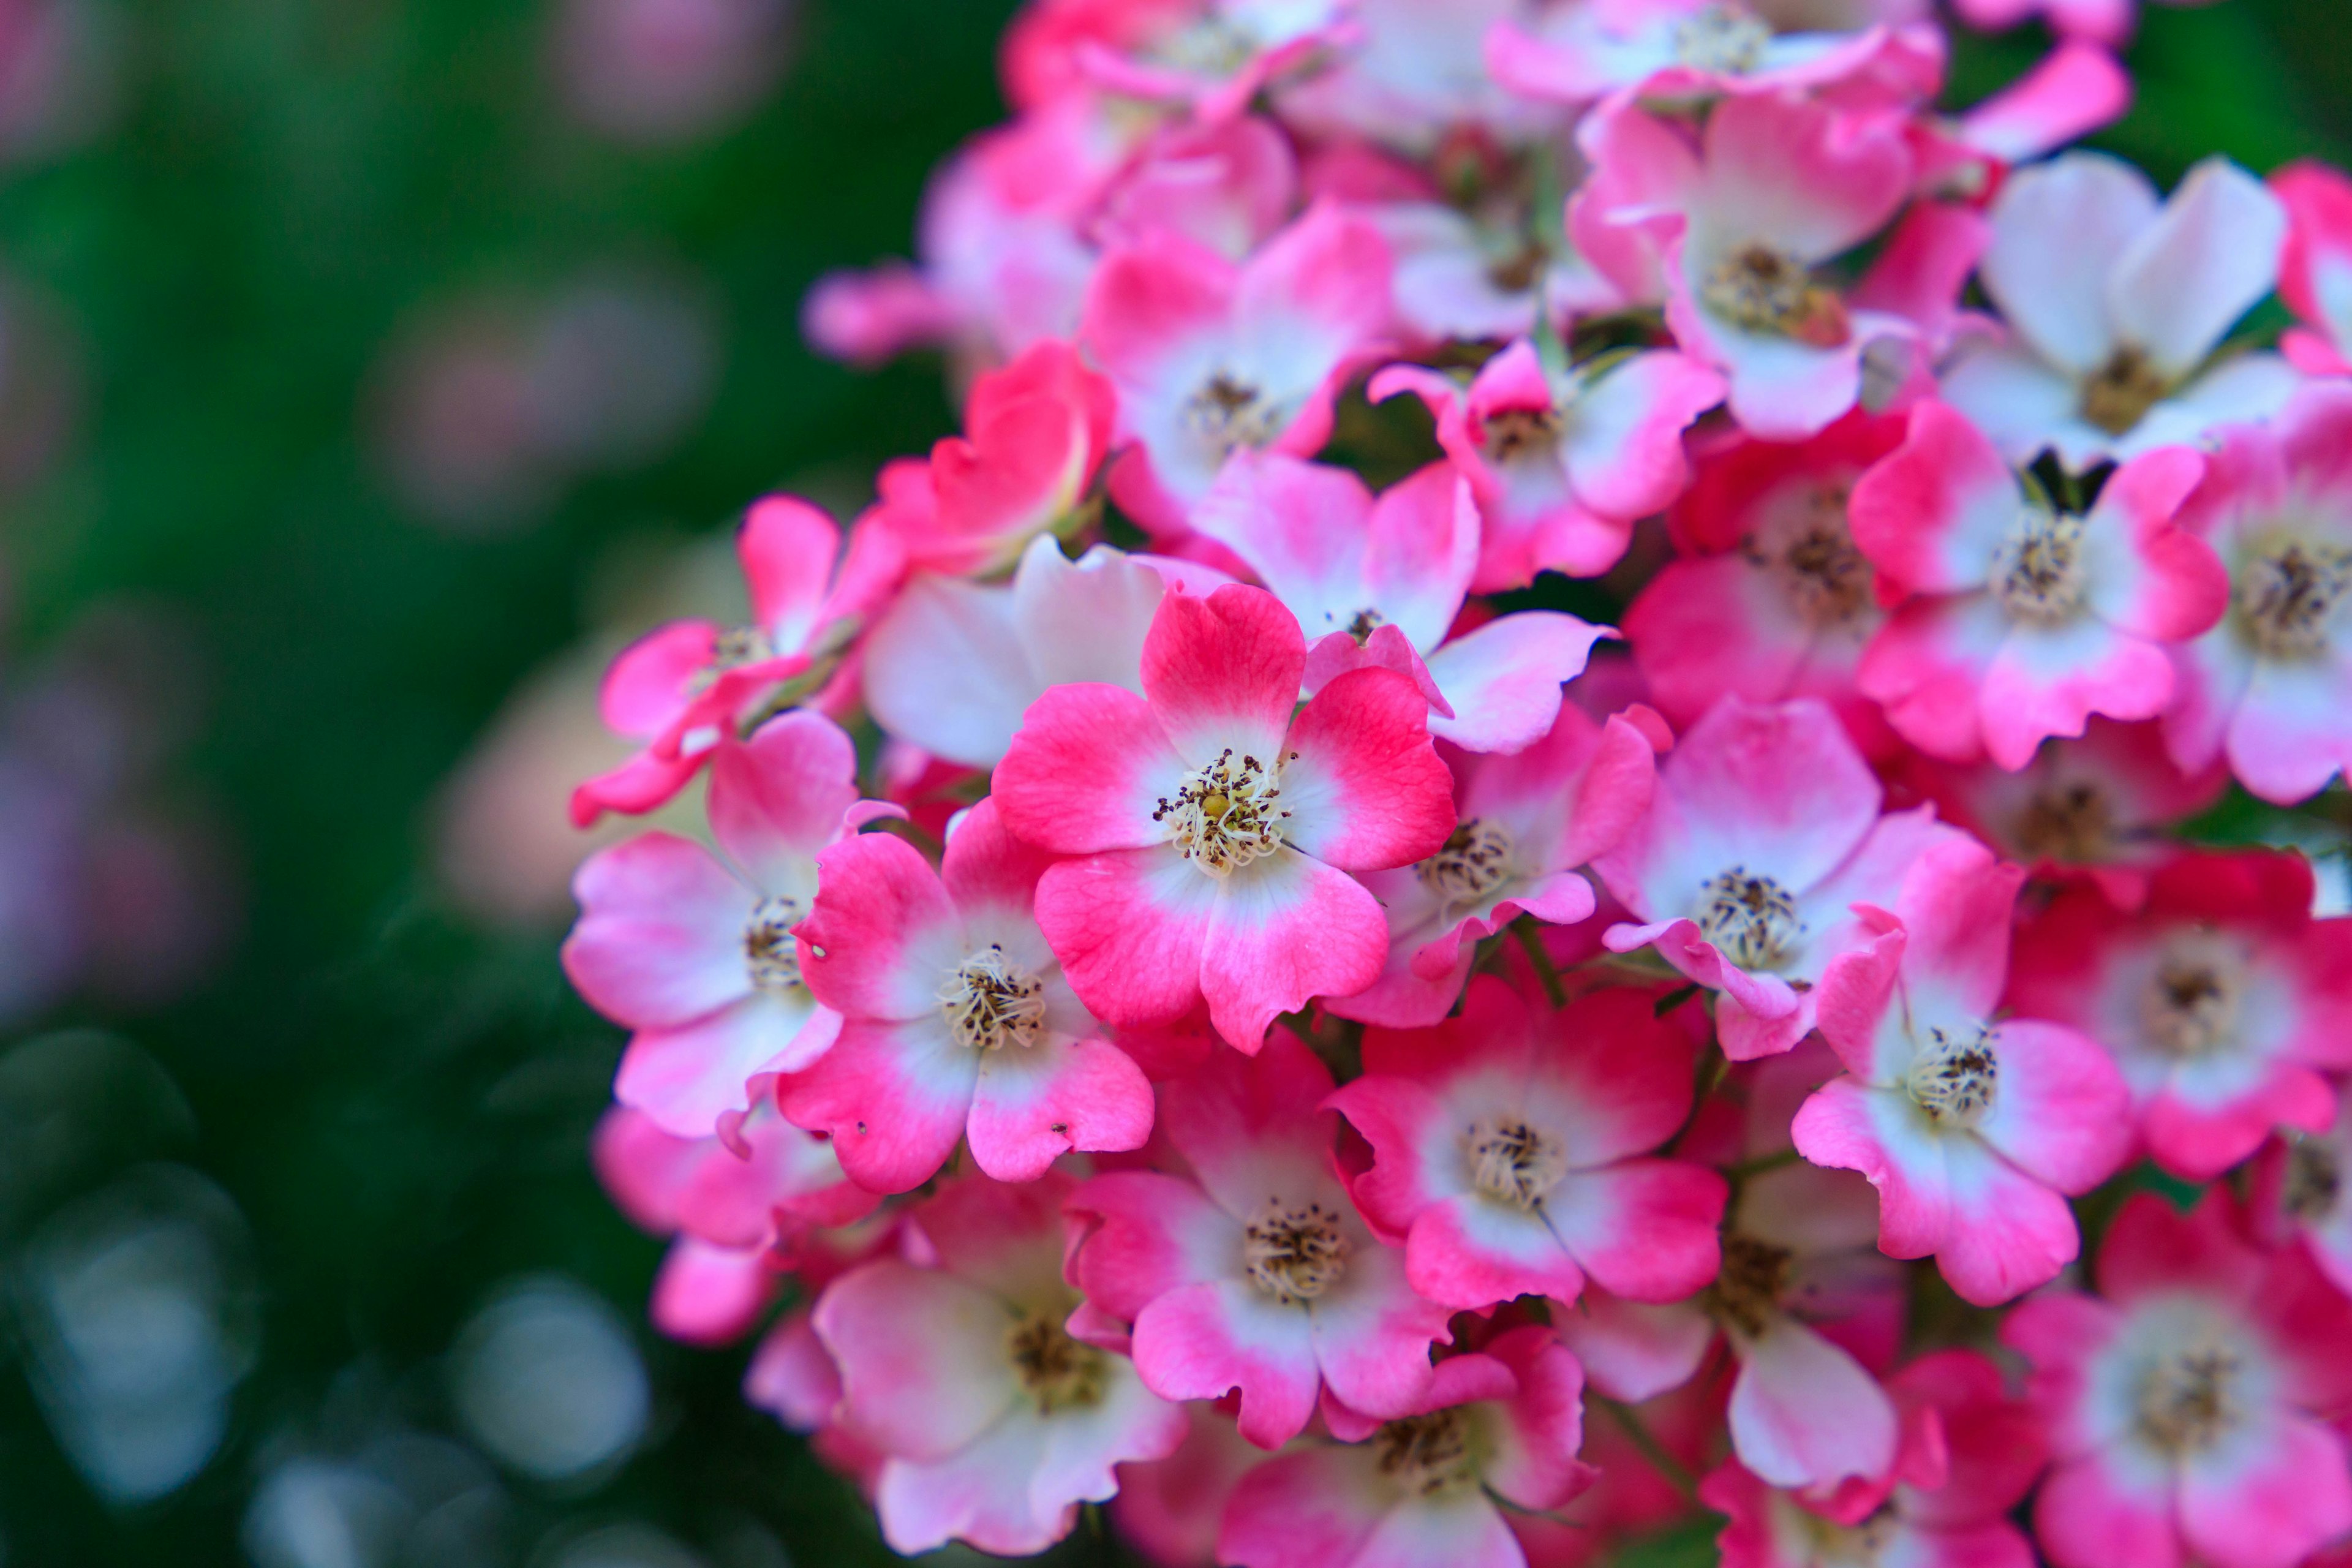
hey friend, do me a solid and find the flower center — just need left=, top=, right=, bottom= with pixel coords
left=1346, top=607, right=1385, bottom=642
left=1745, top=481, right=1872, bottom=629
left=2081, top=346, right=2171, bottom=437
left=1154, top=15, right=1260, bottom=77
left=1701, top=244, right=1850, bottom=347
left=2135, top=1345, right=2244, bottom=1454
left=1373, top=1409, right=1481, bottom=1497
left=1242, top=1196, right=1350, bottom=1305
left=690, top=624, right=776, bottom=693
left=1183, top=371, right=1283, bottom=462
left=1706, top=1232, right=1793, bottom=1338
left=1904, top=1025, right=1999, bottom=1130
left=2285, top=1137, right=2343, bottom=1223
left=1417, top=818, right=1515, bottom=907
left=1696, top=868, right=1802, bottom=970
left=1155, top=748, right=1291, bottom=878
left=2139, top=943, right=2242, bottom=1059
left=1798, top=1508, right=1899, bottom=1566
left=2015, top=780, right=2116, bottom=864
left=1464, top=1115, right=1567, bottom=1210
left=1483, top=404, right=1561, bottom=463
left=1673, top=4, right=1771, bottom=74
left=1990, top=508, right=2089, bottom=624
left=940, top=944, right=1048, bottom=1051
left=1005, top=1311, right=1106, bottom=1415
left=2237, top=539, right=2352, bottom=660
left=743, top=896, right=805, bottom=992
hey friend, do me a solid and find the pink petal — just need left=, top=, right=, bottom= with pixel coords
left=813, top=1259, right=1019, bottom=1461
left=599, top=619, right=718, bottom=737
left=1280, top=667, right=1456, bottom=870
left=1976, top=1018, right=2133, bottom=1193
left=2108, top=159, right=2286, bottom=382
left=1545, top=1159, right=1727, bottom=1305
left=650, top=1236, right=774, bottom=1346
left=996, top=682, right=1188, bottom=856
left=1404, top=1193, right=1584, bottom=1309
left=1555, top=1290, right=1714, bottom=1404
left=1035, top=845, right=1219, bottom=1029
left=1218, top=1446, right=1387, bottom=1568
left=1729, top=1316, right=1899, bottom=1490
left=1068, top=1169, right=1240, bottom=1321
left=1134, top=1278, right=1321, bottom=1449
left=738, top=495, right=843, bottom=647
left=565, top=831, right=758, bottom=1030
left=797, top=831, right=965, bottom=1022
left=1559, top=350, right=1724, bottom=521
left=1200, top=849, right=1391, bottom=1050
left=774, top=1016, right=978, bottom=1194
left=616, top=992, right=840, bottom=1137
left=708, top=711, right=862, bottom=890
left=1423, top=612, right=1613, bottom=754
left=1304, top=1238, right=1451, bottom=1421
left=1849, top=401, right=2024, bottom=596
left=967, top=1034, right=1155, bottom=1181
left=1142, top=583, right=1308, bottom=764
left=2031, top=1455, right=2182, bottom=1568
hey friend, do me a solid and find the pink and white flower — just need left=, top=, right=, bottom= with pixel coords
left=1215, top=1324, right=1597, bottom=1568
left=2249, top=1102, right=2352, bottom=1302
left=1330, top=977, right=1726, bottom=1310
left=2005, top=850, right=2352, bottom=1182
left=1623, top=410, right=1905, bottom=747
left=564, top=711, right=884, bottom=1134
left=1791, top=839, right=2133, bottom=1305
left=1571, top=89, right=1930, bottom=440
left=1189, top=453, right=1618, bottom=751
left=1849, top=400, right=2225, bottom=770
left=1371, top=337, right=1724, bottom=587
left=2002, top=1191, right=2352, bottom=1568
left=1703, top=1347, right=2046, bottom=1568
left=780, top=796, right=1155, bottom=1191
left=2162, top=382, right=2352, bottom=804
left=1940, top=153, right=2296, bottom=469
left=1010, top=0, right=1357, bottom=124
left=812, top=1172, right=1187, bottom=1556
left=569, top=496, right=903, bottom=824
left=2273, top=159, right=2352, bottom=376
left=1329, top=703, right=1656, bottom=1028
left=1594, top=694, right=1971, bottom=1060
left=1066, top=1030, right=1455, bottom=1449
left=1082, top=203, right=1394, bottom=534
left=995, top=582, right=1456, bottom=1051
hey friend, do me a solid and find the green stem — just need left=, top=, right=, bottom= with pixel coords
left=1600, top=1398, right=1698, bottom=1502
left=1724, top=1147, right=1802, bottom=1184
left=1510, top=918, right=1567, bottom=1009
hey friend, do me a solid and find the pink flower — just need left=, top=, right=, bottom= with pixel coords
left=1359, top=201, right=1620, bottom=350
left=995, top=582, right=1455, bottom=1051
left=564, top=711, right=884, bottom=1134
left=1940, top=154, right=2296, bottom=468
left=1096, top=115, right=1301, bottom=263
left=1486, top=1, right=1944, bottom=111
left=1594, top=694, right=1970, bottom=1060
left=1703, top=1348, right=2045, bottom=1568
left=1330, top=977, right=1727, bottom=1310
left=1371, top=338, right=1724, bottom=588
left=1892, top=716, right=2228, bottom=911
left=2248, top=1102, right=2352, bottom=1302
left=2273, top=160, right=2352, bottom=376
left=1011, top=0, right=1355, bottom=123
left=1791, top=839, right=2132, bottom=1305
left=780, top=795, right=1155, bottom=1191
left=1623, top=410, right=1905, bottom=748
left=570, top=496, right=903, bottom=824
left=862, top=536, right=1225, bottom=771
left=1189, top=453, right=1616, bottom=752
left=1065, top=1031, right=1455, bottom=1449
left=812, top=1172, right=1187, bottom=1556
left=1850, top=401, right=2225, bottom=770
left=1329, top=703, right=1657, bottom=1028
left=1571, top=90, right=1929, bottom=440
left=1082, top=203, right=1393, bottom=534
left=1215, top=1324, right=1597, bottom=1568
left=2005, top=850, right=2352, bottom=1182
left=1108, top=1400, right=1268, bottom=1568
left=886, top=339, right=1118, bottom=578
left=2162, top=382, right=2352, bottom=804
left=2002, top=1191, right=2352, bottom=1568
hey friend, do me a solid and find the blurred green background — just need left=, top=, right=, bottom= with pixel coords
left=0, top=1, right=2345, bottom=1564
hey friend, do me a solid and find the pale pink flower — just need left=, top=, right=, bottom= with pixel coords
left=995, top=582, right=1455, bottom=1051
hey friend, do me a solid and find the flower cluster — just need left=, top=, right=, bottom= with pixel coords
left=564, top=1, right=2352, bottom=1564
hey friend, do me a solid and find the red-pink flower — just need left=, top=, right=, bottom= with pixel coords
left=812, top=1172, right=1187, bottom=1556
left=780, top=796, right=1155, bottom=1191
left=1330, top=978, right=1726, bottom=1311
left=2005, top=850, right=2352, bottom=1183
left=1792, top=839, right=2132, bottom=1305
left=1624, top=410, right=1905, bottom=748
left=2162, top=382, right=2352, bottom=805
left=1371, top=338, right=1724, bottom=588
left=1065, top=1031, right=1455, bottom=1449
left=570, top=496, right=903, bottom=824
left=1487, top=1, right=1944, bottom=111
left=1850, top=400, right=2226, bottom=770
left=2249, top=1103, right=2352, bottom=1302
left=1329, top=703, right=1656, bottom=1028
left=1215, top=1324, right=1596, bottom=1568
left=2273, top=159, right=2352, bottom=376
left=2002, top=1191, right=2352, bottom=1568
left=564, top=711, right=885, bottom=1134
left=1571, top=90, right=1930, bottom=440
left=1189, top=453, right=1616, bottom=752
left=1703, top=1348, right=2046, bottom=1568
left=995, top=582, right=1455, bottom=1051
left=1082, top=204, right=1393, bottom=534
left=1594, top=694, right=1971, bottom=1060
